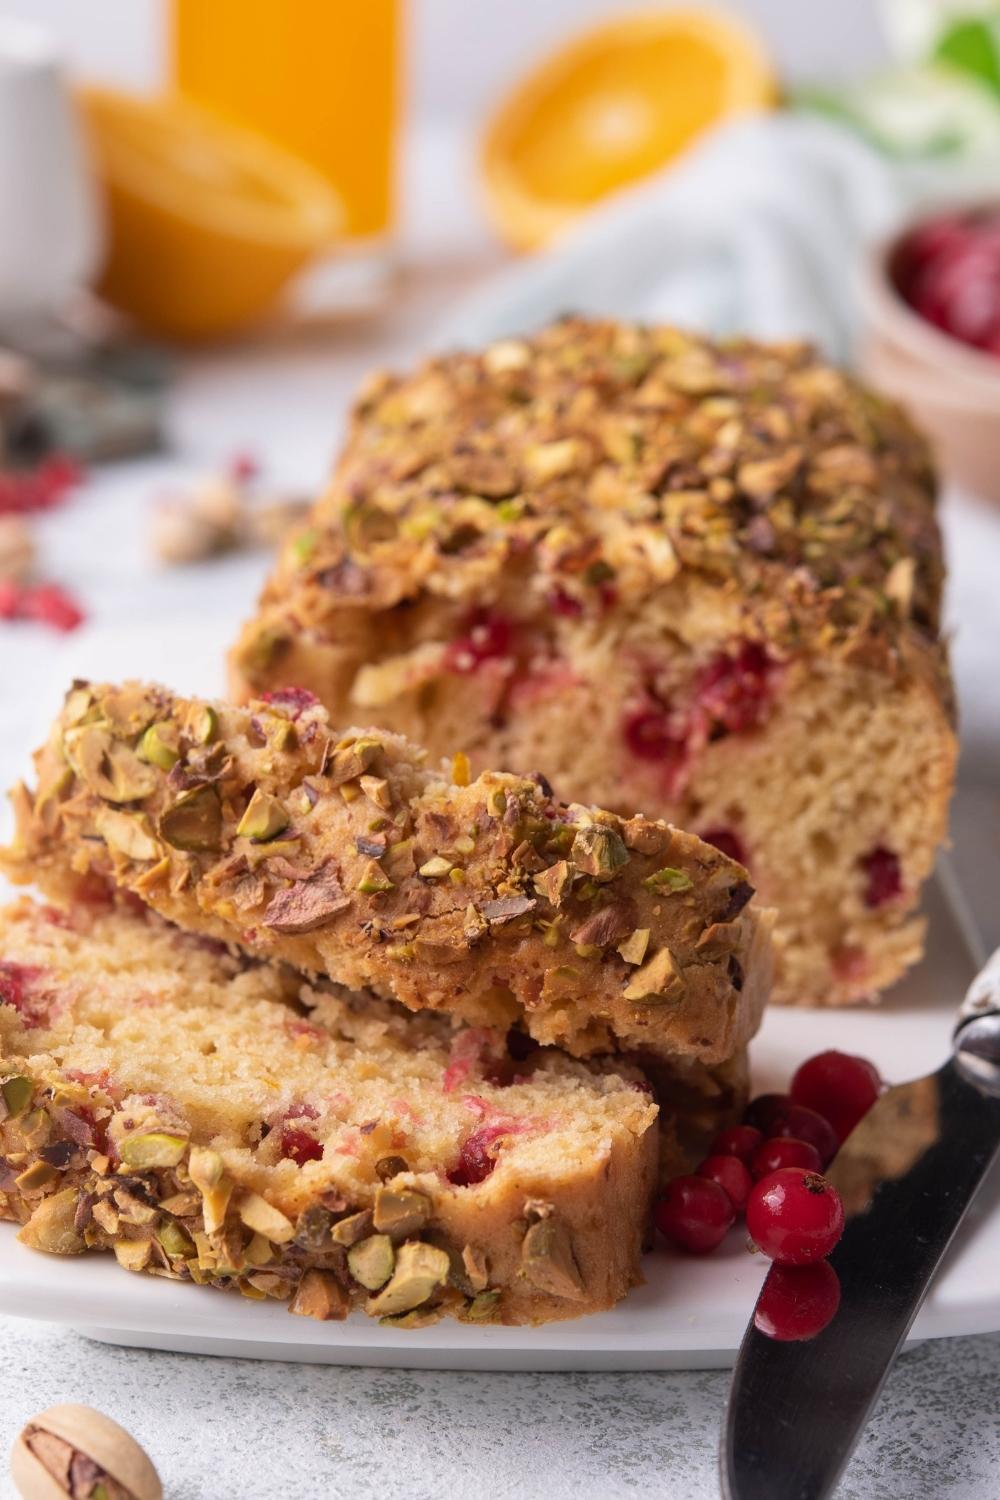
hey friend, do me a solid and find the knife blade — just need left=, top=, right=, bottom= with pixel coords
left=722, top=947, right=1000, bottom=1500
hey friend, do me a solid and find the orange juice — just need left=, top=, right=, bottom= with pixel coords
left=172, top=0, right=399, bottom=241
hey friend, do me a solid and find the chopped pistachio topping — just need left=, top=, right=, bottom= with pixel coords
left=158, top=784, right=223, bottom=852
left=642, top=866, right=694, bottom=893
left=366, top=1241, right=450, bottom=1316
left=357, top=860, right=395, bottom=895
left=622, top=946, right=684, bottom=1002
left=236, top=788, right=290, bottom=842
left=1, top=1075, right=33, bottom=1117
left=119, top=1131, right=188, bottom=1169
left=137, top=721, right=180, bottom=770
left=418, top=855, right=453, bottom=879
left=617, top=927, right=651, bottom=966
left=571, top=825, right=629, bottom=880
left=347, top=1233, right=395, bottom=1290
left=236, top=1190, right=294, bottom=1244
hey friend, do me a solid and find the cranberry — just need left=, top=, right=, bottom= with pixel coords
left=859, top=846, right=902, bottom=908
left=280, top=1127, right=323, bottom=1166
left=260, top=686, right=319, bottom=718
left=0, top=961, right=48, bottom=1025
left=744, top=1095, right=838, bottom=1166
left=751, top=1137, right=821, bottom=1180
left=229, top=450, right=260, bottom=483
left=654, top=1175, right=735, bottom=1253
left=547, top=586, right=584, bottom=618
left=694, top=641, right=774, bottom=737
left=622, top=702, right=686, bottom=765
left=790, top=1049, right=883, bottom=1144
left=699, top=827, right=747, bottom=866
left=444, top=609, right=513, bottom=673
left=0, top=581, right=85, bottom=632
left=746, top=1168, right=845, bottom=1265
left=697, top=1153, right=752, bottom=1213
left=743, top=1093, right=792, bottom=1132
left=448, top=1124, right=509, bottom=1186
left=754, top=1260, right=842, bottom=1342
left=709, top=1124, right=763, bottom=1164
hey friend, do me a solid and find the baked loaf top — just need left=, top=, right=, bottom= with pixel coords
left=0, top=898, right=657, bottom=1326
left=239, top=316, right=945, bottom=681
left=2, top=681, right=772, bottom=1063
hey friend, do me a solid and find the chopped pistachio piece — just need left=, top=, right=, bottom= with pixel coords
left=617, top=928, right=651, bottom=966
left=289, top=1268, right=349, bottom=1321
left=347, top=1233, right=395, bottom=1291
left=1, top=1075, right=33, bottom=1117
left=96, top=808, right=162, bottom=862
left=642, top=866, right=693, bottom=893
left=186, top=704, right=218, bottom=745
left=464, top=1289, right=502, bottom=1321
left=114, top=1238, right=153, bottom=1272
left=64, top=725, right=158, bottom=804
left=519, top=1216, right=585, bottom=1300
left=236, top=1190, right=294, bottom=1244
left=17, top=1187, right=85, bottom=1254
left=137, top=721, right=180, bottom=771
left=622, top=946, right=684, bottom=1002
left=236, top=788, right=289, bottom=842
left=157, top=1221, right=195, bottom=1259
left=119, top=1131, right=188, bottom=1170
left=15, top=1160, right=61, bottom=1192
left=571, top=825, right=629, bottom=880
left=366, top=1241, right=450, bottom=1316
left=372, top=1186, right=431, bottom=1238
left=158, top=784, right=223, bottom=852
left=486, top=787, right=507, bottom=817
left=330, top=1209, right=374, bottom=1247
left=418, top=855, right=453, bottom=879
left=357, top=860, right=395, bottom=895
left=187, top=1145, right=224, bottom=1192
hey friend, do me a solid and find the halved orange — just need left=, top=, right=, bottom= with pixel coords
left=481, top=8, right=776, bottom=251
left=79, top=88, right=341, bottom=341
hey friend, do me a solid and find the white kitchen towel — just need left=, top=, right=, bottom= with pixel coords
left=438, top=113, right=921, bottom=361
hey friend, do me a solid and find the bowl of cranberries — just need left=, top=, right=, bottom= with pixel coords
left=859, top=201, right=1000, bottom=505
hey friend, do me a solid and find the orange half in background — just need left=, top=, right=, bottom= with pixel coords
left=79, top=88, right=341, bottom=342
left=481, top=8, right=777, bottom=251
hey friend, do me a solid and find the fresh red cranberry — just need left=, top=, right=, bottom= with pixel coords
left=746, top=1168, right=845, bottom=1265
left=654, top=1175, right=735, bottom=1253
left=444, top=609, right=513, bottom=673
left=765, top=1104, right=838, bottom=1168
left=700, top=827, right=747, bottom=866
left=260, top=686, right=319, bottom=718
left=790, top=1049, right=883, bottom=1144
left=751, top=1137, right=822, bottom=1180
left=694, top=641, right=774, bottom=737
left=710, top=1124, right=763, bottom=1164
left=743, top=1093, right=791, bottom=1132
left=448, top=1124, right=510, bottom=1186
left=859, top=846, right=902, bottom=908
left=547, top=586, right=584, bottom=618
left=893, top=209, right=1000, bottom=356
left=280, top=1127, right=324, bottom=1166
left=0, top=453, right=81, bottom=516
left=229, top=450, right=260, bottom=483
left=622, top=702, right=686, bottom=764
left=744, top=1095, right=838, bottom=1167
left=754, top=1260, right=842, bottom=1342
left=697, top=1153, right=752, bottom=1214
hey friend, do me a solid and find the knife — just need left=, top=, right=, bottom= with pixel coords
left=722, top=946, right=1000, bottom=1500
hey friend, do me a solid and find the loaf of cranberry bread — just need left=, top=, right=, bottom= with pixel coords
left=230, top=317, right=956, bottom=1007
left=0, top=897, right=660, bottom=1326
left=1, top=681, right=772, bottom=1063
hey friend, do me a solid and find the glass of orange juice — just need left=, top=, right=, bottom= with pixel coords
left=172, top=0, right=400, bottom=302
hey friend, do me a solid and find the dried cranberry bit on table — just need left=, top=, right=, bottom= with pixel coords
left=750, top=1137, right=822, bottom=1180
left=754, top=1260, right=842, bottom=1342
left=790, top=1049, right=883, bottom=1144
left=746, top=1168, right=845, bottom=1266
left=654, top=1175, right=735, bottom=1254
left=0, top=580, right=85, bottom=633
left=697, top=1153, right=753, bottom=1213
left=859, top=845, right=903, bottom=909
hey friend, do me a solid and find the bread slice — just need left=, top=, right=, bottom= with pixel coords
left=0, top=897, right=660, bottom=1326
left=229, top=317, right=956, bottom=1007
left=2, top=681, right=773, bottom=1064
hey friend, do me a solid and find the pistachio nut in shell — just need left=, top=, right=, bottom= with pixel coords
left=11, top=1403, right=162, bottom=1500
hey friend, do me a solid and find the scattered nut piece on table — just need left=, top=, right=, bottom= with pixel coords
left=151, top=462, right=310, bottom=565
left=10, top=1404, right=162, bottom=1500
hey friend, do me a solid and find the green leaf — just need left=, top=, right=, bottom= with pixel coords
left=935, top=18, right=1000, bottom=96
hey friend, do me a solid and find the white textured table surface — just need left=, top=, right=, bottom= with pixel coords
left=1, top=256, right=1000, bottom=1498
